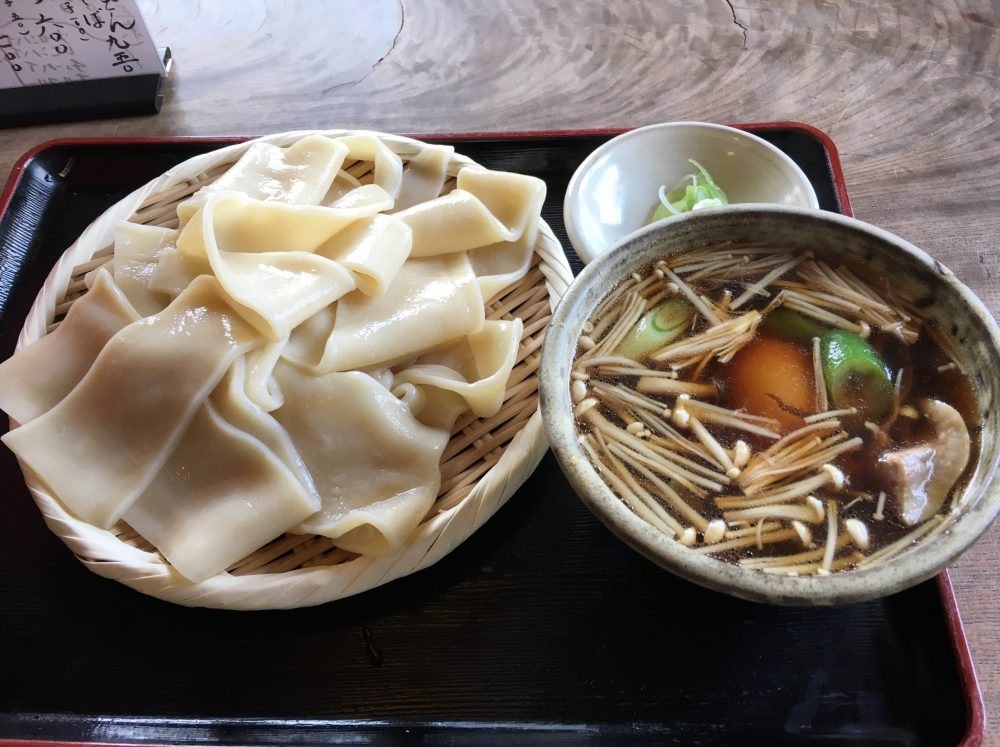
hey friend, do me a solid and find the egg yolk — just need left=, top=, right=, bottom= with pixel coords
left=725, top=335, right=816, bottom=432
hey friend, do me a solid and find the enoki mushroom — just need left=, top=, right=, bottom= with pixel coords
left=571, top=243, right=972, bottom=576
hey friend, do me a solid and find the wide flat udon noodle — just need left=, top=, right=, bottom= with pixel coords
left=176, top=134, right=349, bottom=225
left=463, top=169, right=546, bottom=300
left=315, top=213, right=412, bottom=297
left=163, top=183, right=395, bottom=307
left=123, top=400, right=318, bottom=583
left=303, top=253, right=486, bottom=373
left=0, top=269, right=139, bottom=425
left=469, top=232, right=537, bottom=302
left=393, top=319, right=523, bottom=429
left=273, top=363, right=449, bottom=556
left=282, top=304, right=335, bottom=373
left=242, top=336, right=288, bottom=412
left=113, top=223, right=177, bottom=317
left=177, top=191, right=411, bottom=339
left=337, top=132, right=404, bottom=199
left=394, top=168, right=545, bottom=258
left=3, top=136, right=546, bottom=583
left=2, top=277, right=259, bottom=529
left=392, top=143, right=454, bottom=212
left=210, top=357, right=316, bottom=498
left=321, top=169, right=363, bottom=205
left=147, top=245, right=211, bottom=300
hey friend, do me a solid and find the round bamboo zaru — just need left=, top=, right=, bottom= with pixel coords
left=13, top=130, right=573, bottom=610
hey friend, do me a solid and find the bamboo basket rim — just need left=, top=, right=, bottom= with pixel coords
left=11, top=129, right=574, bottom=610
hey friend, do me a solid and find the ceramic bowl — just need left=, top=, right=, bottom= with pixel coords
left=540, top=205, right=1000, bottom=605
left=564, top=122, right=820, bottom=264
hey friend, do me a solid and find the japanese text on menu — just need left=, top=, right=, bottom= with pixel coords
left=0, top=0, right=163, bottom=89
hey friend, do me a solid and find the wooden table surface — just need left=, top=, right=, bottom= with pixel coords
left=1, top=0, right=998, bottom=742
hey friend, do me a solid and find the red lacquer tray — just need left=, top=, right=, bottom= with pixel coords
left=0, top=123, right=984, bottom=746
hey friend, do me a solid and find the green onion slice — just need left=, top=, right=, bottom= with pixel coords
left=820, top=330, right=894, bottom=420
left=648, top=159, right=729, bottom=224
left=615, top=298, right=694, bottom=360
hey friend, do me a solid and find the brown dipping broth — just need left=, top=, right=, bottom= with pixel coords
left=573, top=252, right=980, bottom=571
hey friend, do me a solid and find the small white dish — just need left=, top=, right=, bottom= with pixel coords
left=563, top=122, right=820, bottom=263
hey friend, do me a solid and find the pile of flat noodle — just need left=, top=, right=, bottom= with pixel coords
left=0, top=133, right=546, bottom=583
left=573, top=244, right=972, bottom=575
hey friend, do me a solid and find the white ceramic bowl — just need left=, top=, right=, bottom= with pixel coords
left=564, top=122, right=820, bottom=264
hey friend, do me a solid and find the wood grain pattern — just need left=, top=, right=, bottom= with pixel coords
left=0, top=0, right=998, bottom=740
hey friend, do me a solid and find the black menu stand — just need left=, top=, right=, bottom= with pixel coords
left=0, top=46, right=170, bottom=128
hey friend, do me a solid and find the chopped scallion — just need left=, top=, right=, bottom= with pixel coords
left=648, top=159, right=729, bottom=223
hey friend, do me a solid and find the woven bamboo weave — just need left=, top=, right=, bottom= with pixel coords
left=12, top=130, right=573, bottom=609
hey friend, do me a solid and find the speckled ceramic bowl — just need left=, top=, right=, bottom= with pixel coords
left=540, top=205, right=1000, bottom=605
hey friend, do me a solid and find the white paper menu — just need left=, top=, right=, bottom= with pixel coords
left=0, top=0, right=164, bottom=90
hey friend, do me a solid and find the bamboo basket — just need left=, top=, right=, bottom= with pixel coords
left=12, top=130, right=573, bottom=610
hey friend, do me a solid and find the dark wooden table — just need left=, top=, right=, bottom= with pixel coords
left=1, top=0, right=997, bottom=742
